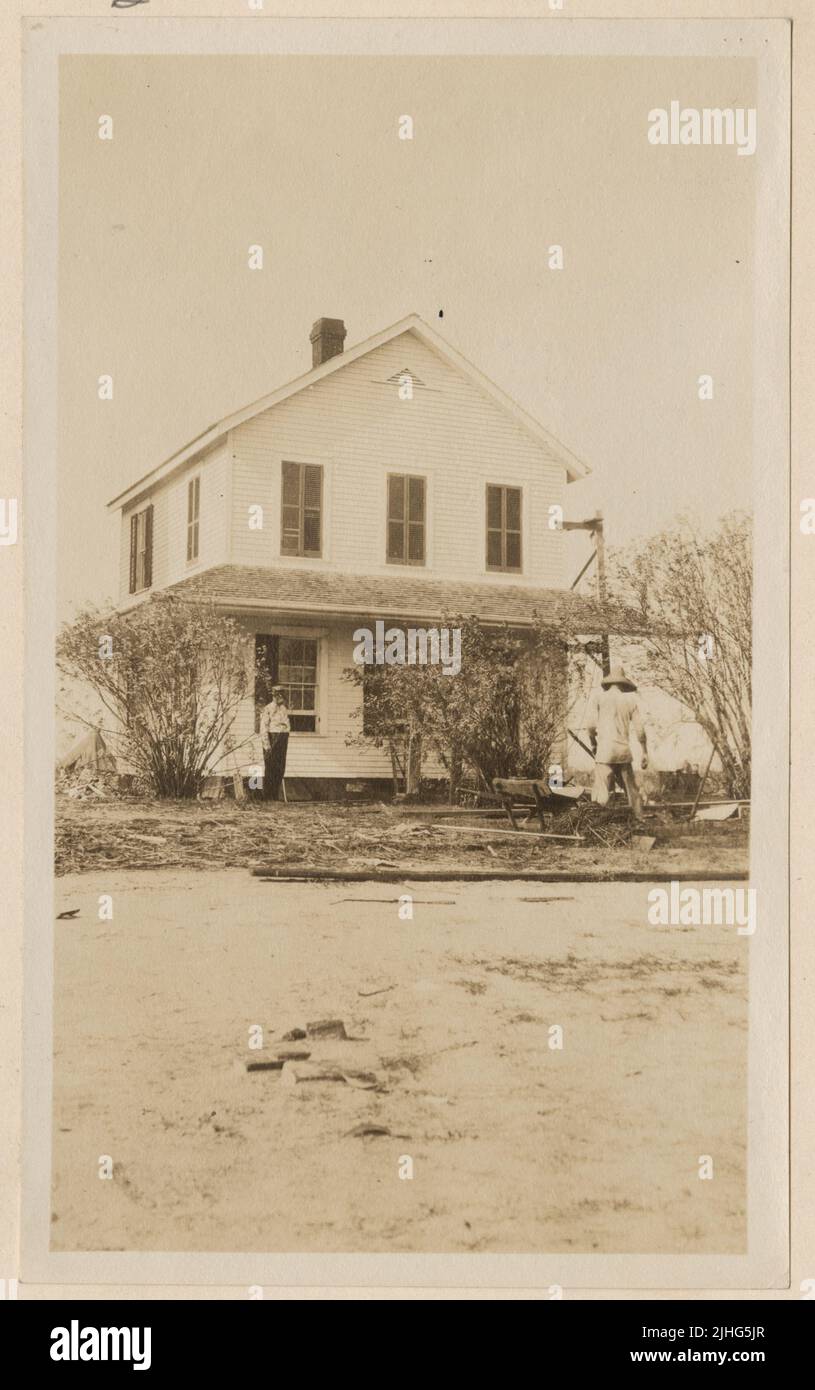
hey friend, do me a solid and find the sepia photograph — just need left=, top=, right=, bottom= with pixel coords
left=17, top=15, right=791, bottom=1292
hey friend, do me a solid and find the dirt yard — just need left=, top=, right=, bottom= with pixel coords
left=51, top=872, right=747, bottom=1254
left=55, top=795, right=748, bottom=878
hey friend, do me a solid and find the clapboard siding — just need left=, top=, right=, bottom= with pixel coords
left=119, top=441, right=230, bottom=603
left=229, top=332, right=567, bottom=587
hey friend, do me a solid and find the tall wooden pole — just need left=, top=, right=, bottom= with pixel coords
left=593, top=510, right=611, bottom=676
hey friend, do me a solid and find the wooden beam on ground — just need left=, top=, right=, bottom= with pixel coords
left=383, top=805, right=507, bottom=818
left=252, top=867, right=750, bottom=883
left=652, top=799, right=750, bottom=809
left=433, top=824, right=584, bottom=842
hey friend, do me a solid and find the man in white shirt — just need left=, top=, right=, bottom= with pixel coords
left=259, top=686, right=290, bottom=802
left=585, top=666, right=648, bottom=819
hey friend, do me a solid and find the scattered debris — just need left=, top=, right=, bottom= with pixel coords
left=519, top=896, right=576, bottom=904
left=280, top=1062, right=346, bottom=1087
left=57, top=909, right=80, bottom=920
left=55, top=761, right=139, bottom=804
left=306, top=1019, right=348, bottom=1040
left=346, top=1123, right=393, bottom=1139
left=56, top=795, right=748, bottom=877
left=600, top=1011, right=656, bottom=1024
left=433, top=825, right=584, bottom=842
left=246, top=1048, right=311, bottom=1072
left=330, top=897, right=456, bottom=906
left=566, top=801, right=636, bottom=848
left=694, top=802, right=740, bottom=821
left=357, top=985, right=396, bottom=998
left=342, top=1069, right=382, bottom=1090
left=280, top=1061, right=382, bottom=1089
left=281, top=1027, right=307, bottom=1042
left=331, top=897, right=399, bottom=905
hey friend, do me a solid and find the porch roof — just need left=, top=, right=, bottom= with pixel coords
left=167, top=564, right=650, bottom=635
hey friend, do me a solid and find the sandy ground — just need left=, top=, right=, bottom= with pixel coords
left=51, top=871, right=747, bottom=1254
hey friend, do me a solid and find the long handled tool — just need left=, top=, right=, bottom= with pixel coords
left=567, top=728, right=596, bottom=761
left=688, top=744, right=717, bottom=821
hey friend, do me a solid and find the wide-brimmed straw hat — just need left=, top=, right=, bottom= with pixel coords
left=601, top=665, right=637, bottom=692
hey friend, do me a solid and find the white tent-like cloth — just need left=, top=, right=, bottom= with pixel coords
left=57, top=728, right=117, bottom=774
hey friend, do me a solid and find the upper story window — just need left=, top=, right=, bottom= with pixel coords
left=281, top=461, right=322, bottom=557
left=186, top=476, right=200, bottom=562
left=128, top=504, right=153, bottom=594
left=387, top=473, right=426, bottom=565
left=486, top=484, right=522, bottom=573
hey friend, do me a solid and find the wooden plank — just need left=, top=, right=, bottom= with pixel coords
left=651, top=799, right=751, bottom=809
left=252, top=867, right=750, bottom=883
left=384, top=805, right=507, bottom=819
left=433, top=824, right=583, bottom=842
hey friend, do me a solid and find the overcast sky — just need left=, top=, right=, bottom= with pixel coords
left=58, top=52, right=756, bottom=621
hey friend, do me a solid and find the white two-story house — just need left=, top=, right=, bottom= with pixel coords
left=108, top=313, right=627, bottom=793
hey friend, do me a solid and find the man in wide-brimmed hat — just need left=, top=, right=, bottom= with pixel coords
left=585, top=665, right=648, bottom=819
left=259, top=685, right=290, bottom=803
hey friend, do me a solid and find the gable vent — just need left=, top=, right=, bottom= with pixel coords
left=384, top=367, right=427, bottom=388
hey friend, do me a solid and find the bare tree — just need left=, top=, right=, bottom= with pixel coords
left=57, top=596, right=249, bottom=798
left=610, top=511, right=752, bottom=798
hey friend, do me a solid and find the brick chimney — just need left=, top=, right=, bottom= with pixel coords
left=309, top=317, right=347, bottom=368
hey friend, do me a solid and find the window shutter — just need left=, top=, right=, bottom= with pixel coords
left=486, top=485, right=521, bottom=571
left=388, top=474, right=425, bottom=565
left=129, top=513, right=138, bottom=594
left=486, top=485, right=502, bottom=569
left=281, top=461, right=323, bottom=557
left=302, top=465, right=322, bottom=556
left=143, top=504, right=154, bottom=588
left=387, top=475, right=405, bottom=561
left=408, top=476, right=425, bottom=563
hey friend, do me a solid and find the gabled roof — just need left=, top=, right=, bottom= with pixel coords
left=163, top=564, right=648, bottom=636
left=107, top=314, right=590, bottom=510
